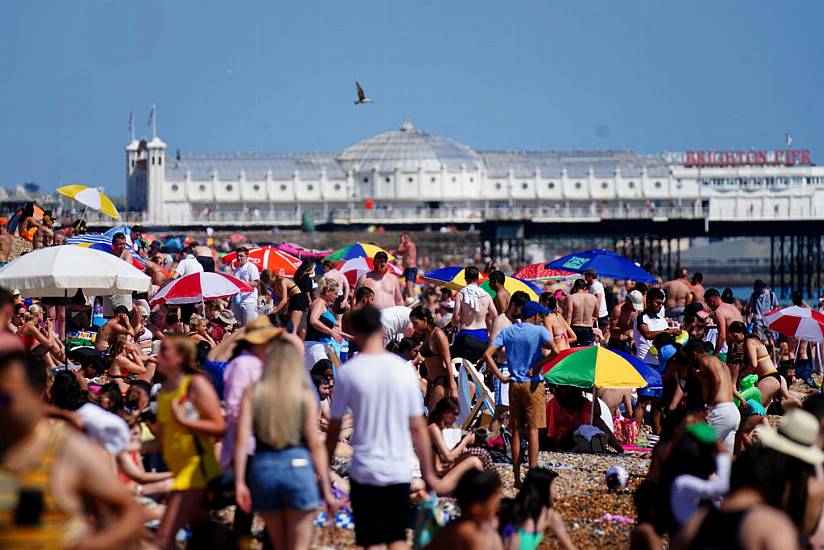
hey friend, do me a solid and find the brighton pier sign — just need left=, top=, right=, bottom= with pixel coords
left=674, top=149, right=812, bottom=167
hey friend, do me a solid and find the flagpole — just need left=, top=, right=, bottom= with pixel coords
left=152, top=104, right=157, bottom=139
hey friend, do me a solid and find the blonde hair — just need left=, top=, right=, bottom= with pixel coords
left=251, top=338, right=311, bottom=449
left=189, top=315, right=207, bottom=331
left=318, top=277, right=339, bottom=295
left=165, top=335, right=200, bottom=374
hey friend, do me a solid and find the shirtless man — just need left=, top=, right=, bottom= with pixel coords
left=0, top=352, right=144, bottom=548
left=452, top=266, right=497, bottom=361
left=566, top=278, right=598, bottom=347
left=0, top=217, right=11, bottom=267
left=705, top=287, right=744, bottom=358
left=607, top=289, right=642, bottom=353
left=192, top=241, right=216, bottom=272
left=690, top=272, right=706, bottom=305
left=685, top=338, right=741, bottom=452
left=488, top=270, right=511, bottom=316
left=355, top=251, right=402, bottom=310
left=662, top=268, right=692, bottom=321
left=341, top=286, right=375, bottom=338
left=396, top=232, right=418, bottom=300
left=96, top=305, right=136, bottom=351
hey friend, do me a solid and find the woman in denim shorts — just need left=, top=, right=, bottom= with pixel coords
left=234, top=338, right=337, bottom=549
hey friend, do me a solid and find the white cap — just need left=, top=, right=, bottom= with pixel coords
left=628, top=290, right=644, bottom=311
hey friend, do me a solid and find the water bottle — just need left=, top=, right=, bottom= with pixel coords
left=92, top=299, right=105, bottom=327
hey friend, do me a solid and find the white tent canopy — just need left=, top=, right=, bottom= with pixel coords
left=0, top=246, right=151, bottom=297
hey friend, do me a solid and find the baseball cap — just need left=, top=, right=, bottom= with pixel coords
left=628, top=290, right=644, bottom=311
left=684, top=422, right=718, bottom=445
left=522, top=301, right=550, bottom=319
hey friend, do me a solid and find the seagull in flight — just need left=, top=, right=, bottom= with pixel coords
left=354, top=81, right=373, bottom=105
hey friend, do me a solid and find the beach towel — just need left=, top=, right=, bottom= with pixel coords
left=460, top=284, right=486, bottom=312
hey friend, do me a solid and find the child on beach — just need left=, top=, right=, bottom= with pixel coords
left=499, top=468, right=577, bottom=550
left=425, top=470, right=504, bottom=550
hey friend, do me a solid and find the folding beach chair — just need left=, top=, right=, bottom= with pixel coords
left=455, top=358, right=496, bottom=430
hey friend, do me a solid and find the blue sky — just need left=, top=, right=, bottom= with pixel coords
left=1, top=0, right=822, bottom=195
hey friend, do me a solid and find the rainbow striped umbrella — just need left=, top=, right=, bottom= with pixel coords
left=421, top=266, right=488, bottom=291
left=542, top=346, right=661, bottom=389
left=324, top=242, right=394, bottom=262
left=479, top=276, right=541, bottom=301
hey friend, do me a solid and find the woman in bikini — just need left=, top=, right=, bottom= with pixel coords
left=410, top=305, right=457, bottom=409
left=107, top=334, right=155, bottom=392
left=18, top=304, right=63, bottom=367
left=732, top=322, right=797, bottom=409
left=272, top=270, right=310, bottom=335
left=540, top=294, right=576, bottom=352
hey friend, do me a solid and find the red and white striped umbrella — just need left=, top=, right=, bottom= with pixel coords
left=221, top=246, right=301, bottom=276
left=151, top=272, right=253, bottom=305
left=338, top=257, right=403, bottom=287
left=764, top=306, right=824, bottom=342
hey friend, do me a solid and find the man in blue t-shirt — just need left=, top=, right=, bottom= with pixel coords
left=483, top=301, right=559, bottom=487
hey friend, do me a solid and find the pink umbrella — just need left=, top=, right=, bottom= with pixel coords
left=764, top=306, right=824, bottom=342
left=151, top=272, right=253, bottom=305
left=338, top=257, right=403, bottom=287
left=514, top=263, right=576, bottom=282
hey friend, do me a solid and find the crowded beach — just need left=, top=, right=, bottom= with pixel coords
left=1, top=209, right=823, bottom=550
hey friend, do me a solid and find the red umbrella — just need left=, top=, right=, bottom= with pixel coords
left=338, top=257, right=403, bottom=287
left=151, top=272, right=252, bottom=305
left=221, top=246, right=301, bottom=276
left=764, top=306, right=824, bottom=342
left=514, top=263, right=576, bottom=282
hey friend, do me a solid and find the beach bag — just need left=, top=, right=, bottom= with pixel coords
left=413, top=492, right=449, bottom=549
left=612, top=416, right=639, bottom=446
left=191, top=433, right=234, bottom=510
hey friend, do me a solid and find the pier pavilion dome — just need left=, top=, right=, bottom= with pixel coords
left=337, top=120, right=483, bottom=173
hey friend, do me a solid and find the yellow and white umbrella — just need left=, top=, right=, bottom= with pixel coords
left=57, top=185, right=120, bottom=220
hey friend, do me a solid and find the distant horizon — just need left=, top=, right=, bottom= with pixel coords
left=2, top=0, right=821, bottom=194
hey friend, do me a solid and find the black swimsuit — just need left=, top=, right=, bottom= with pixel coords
left=689, top=507, right=750, bottom=549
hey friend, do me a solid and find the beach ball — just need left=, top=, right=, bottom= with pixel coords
left=605, top=465, right=629, bottom=491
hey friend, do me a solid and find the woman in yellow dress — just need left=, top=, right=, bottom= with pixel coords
left=150, top=336, right=225, bottom=549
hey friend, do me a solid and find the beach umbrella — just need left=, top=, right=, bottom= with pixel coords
left=324, top=242, right=394, bottom=262
left=0, top=245, right=150, bottom=297
left=7, top=203, right=44, bottom=236
left=220, top=246, right=301, bottom=276
left=546, top=249, right=655, bottom=283
left=337, top=256, right=404, bottom=286
left=57, top=185, right=120, bottom=220
left=421, top=266, right=489, bottom=291
left=542, top=346, right=662, bottom=390
left=514, top=263, right=576, bottom=282
left=277, top=242, right=332, bottom=260
left=479, top=276, right=542, bottom=301
left=151, top=272, right=252, bottom=305
left=764, top=306, right=824, bottom=342
left=66, top=233, right=146, bottom=270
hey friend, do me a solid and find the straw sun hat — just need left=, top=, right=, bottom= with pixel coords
left=757, top=408, right=824, bottom=465
left=238, top=316, right=284, bottom=345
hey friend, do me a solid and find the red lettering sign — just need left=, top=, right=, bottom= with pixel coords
left=683, top=149, right=812, bottom=167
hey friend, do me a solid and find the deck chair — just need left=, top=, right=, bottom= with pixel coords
left=455, top=358, right=496, bottom=430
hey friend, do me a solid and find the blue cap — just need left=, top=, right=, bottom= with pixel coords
left=522, top=301, right=550, bottom=319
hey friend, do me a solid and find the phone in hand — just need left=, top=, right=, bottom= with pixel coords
left=15, top=489, right=43, bottom=526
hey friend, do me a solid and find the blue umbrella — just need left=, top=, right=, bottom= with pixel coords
left=546, top=249, right=656, bottom=283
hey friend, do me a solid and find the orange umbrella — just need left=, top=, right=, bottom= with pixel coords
left=221, top=246, right=301, bottom=276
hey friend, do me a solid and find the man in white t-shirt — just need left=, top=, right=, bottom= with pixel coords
left=380, top=305, right=412, bottom=346
left=174, top=246, right=204, bottom=278
left=231, top=247, right=260, bottom=325
left=326, top=305, right=439, bottom=549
